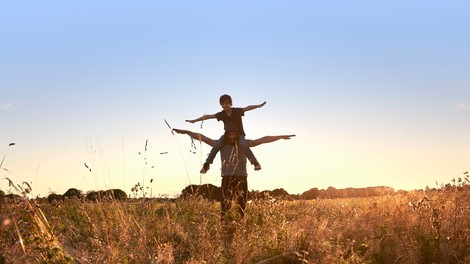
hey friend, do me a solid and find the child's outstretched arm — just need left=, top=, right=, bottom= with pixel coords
left=248, top=134, right=296, bottom=147
left=185, top=114, right=216, bottom=123
left=243, top=101, right=266, bottom=112
left=172, top=128, right=216, bottom=146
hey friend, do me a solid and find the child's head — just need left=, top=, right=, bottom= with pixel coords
left=219, top=94, right=232, bottom=105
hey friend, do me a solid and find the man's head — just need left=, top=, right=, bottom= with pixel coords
left=219, top=94, right=232, bottom=111
left=225, top=123, right=239, bottom=145
left=226, top=131, right=239, bottom=145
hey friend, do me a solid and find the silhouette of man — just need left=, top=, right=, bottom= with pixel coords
left=173, top=127, right=294, bottom=221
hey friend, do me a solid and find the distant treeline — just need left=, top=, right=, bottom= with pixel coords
left=0, top=188, right=128, bottom=203
left=0, top=185, right=395, bottom=203
left=180, top=184, right=396, bottom=201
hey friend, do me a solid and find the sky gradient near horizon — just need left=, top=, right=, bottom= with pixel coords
left=1, top=1, right=470, bottom=197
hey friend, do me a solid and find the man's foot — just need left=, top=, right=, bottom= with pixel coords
left=200, top=162, right=210, bottom=174
left=254, top=162, right=262, bottom=171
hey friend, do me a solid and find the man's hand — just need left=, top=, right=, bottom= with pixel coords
left=281, top=135, right=296, bottom=140
left=172, top=128, right=188, bottom=134
left=185, top=120, right=195, bottom=124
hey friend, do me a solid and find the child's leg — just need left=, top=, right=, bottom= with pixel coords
left=206, top=134, right=225, bottom=164
left=238, top=136, right=259, bottom=165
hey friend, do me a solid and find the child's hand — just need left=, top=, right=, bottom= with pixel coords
left=260, top=101, right=267, bottom=108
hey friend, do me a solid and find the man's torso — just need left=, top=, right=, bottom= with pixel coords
left=220, top=142, right=247, bottom=177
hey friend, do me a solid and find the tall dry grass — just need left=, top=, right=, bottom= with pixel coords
left=1, top=178, right=469, bottom=263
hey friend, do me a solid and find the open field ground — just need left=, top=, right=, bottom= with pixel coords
left=1, top=185, right=469, bottom=264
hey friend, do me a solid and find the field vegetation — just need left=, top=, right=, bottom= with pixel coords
left=1, top=173, right=469, bottom=263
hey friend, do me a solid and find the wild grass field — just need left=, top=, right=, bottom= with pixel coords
left=1, top=175, right=469, bottom=264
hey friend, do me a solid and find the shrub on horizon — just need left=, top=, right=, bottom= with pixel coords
left=47, top=193, right=64, bottom=203
left=86, top=189, right=127, bottom=202
left=63, top=188, right=83, bottom=199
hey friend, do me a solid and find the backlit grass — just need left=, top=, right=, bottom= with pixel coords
left=1, top=180, right=469, bottom=263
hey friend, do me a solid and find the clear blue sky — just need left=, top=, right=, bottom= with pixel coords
left=1, top=1, right=469, bottom=197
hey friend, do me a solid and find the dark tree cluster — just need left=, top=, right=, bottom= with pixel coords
left=249, top=188, right=291, bottom=200
left=180, top=184, right=221, bottom=201
left=47, top=188, right=127, bottom=203
left=86, top=189, right=127, bottom=202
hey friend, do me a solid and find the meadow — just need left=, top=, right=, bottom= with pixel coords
left=1, top=175, right=469, bottom=264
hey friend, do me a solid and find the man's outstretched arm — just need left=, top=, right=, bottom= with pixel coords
left=248, top=135, right=296, bottom=147
left=172, top=129, right=217, bottom=146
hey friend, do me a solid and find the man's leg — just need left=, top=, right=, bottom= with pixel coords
left=235, top=176, right=248, bottom=218
left=220, top=176, right=232, bottom=222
